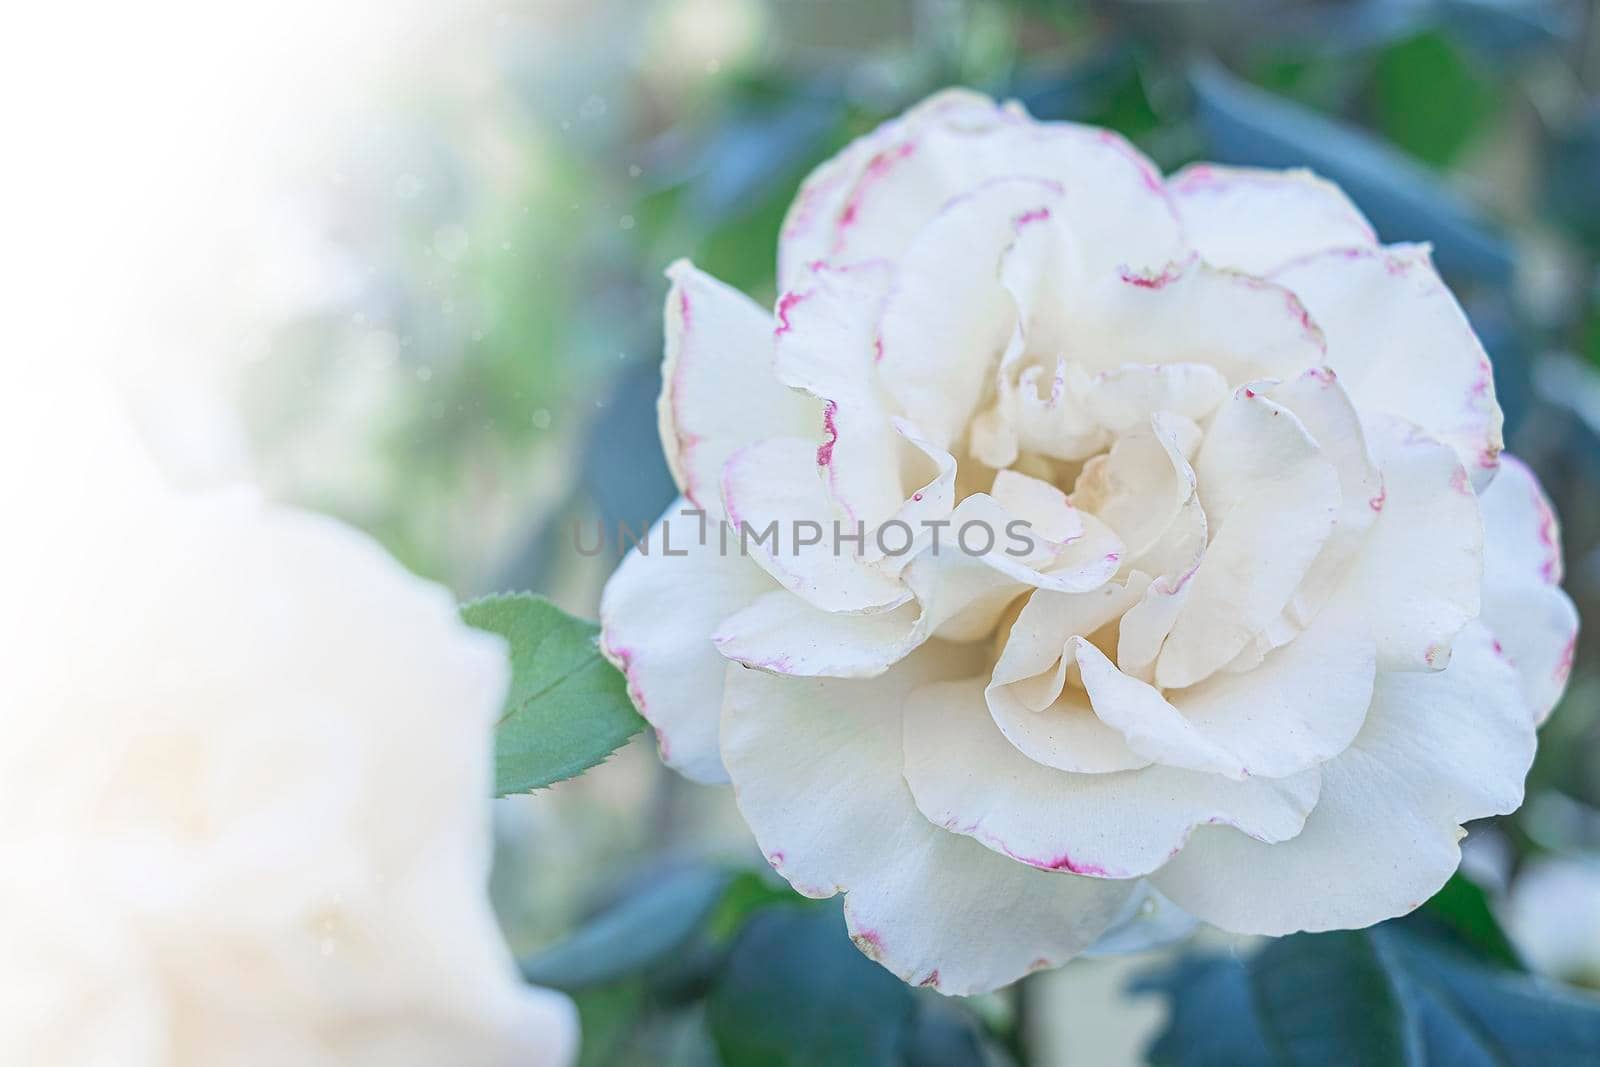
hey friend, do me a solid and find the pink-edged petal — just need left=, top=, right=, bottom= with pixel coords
left=877, top=178, right=1062, bottom=451
left=987, top=580, right=1154, bottom=774
left=1272, top=245, right=1504, bottom=485
left=776, top=89, right=1001, bottom=285
left=1168, top=164, right=1377, bottom=275
left=1152, top=623, right=1535, bottom=935
left=660, top=261, right=820, bottom=517
left=598, top=499, right=774, bottom=783
left=1325, top=417, right=1482, bottom=672
left=1167, top=606, right=1378, bottom=779
left=713, top=591, right=921, bottom=679
left=1478, top=454, right=1579, bottom=723
left=1074, top=640, right=1246, bottom=778
left=1054, top=259, right=1326, bottom=384
left=721, top=648, right=1134, bottom=995
left=1156, top=389, right=1340, bottom=688
left=1078, top=363, right=1230, bottom=435
left=1262, top=367, right=1383, bottom=627
left=903, top=677, right=1321, bottom=880
left=774, top=259, right=906, bottom=526
left=822, top=95, right=1182, bottom=277
left=1072, top=412, right=1199, bottom=563
left=719, top=436, right=910, bottom=613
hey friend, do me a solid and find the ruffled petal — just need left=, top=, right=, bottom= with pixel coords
left=774, top=259, right=906, bottom=526
left=987, top=580, right=1154, bottom=774
left=1152, top=623, right=1535, bottom=934
left=877, top=178, right=1062, bottom=451
left=720, top=436, right=910, bottom=613
left=660, top=262, right=820, bottom=517
left=1325, top=417, right=1482, bottom=672
left=1478, top=455, right=1579, bottom=723
left=599, top=498, right=775, bottom=783
left=814, top=95, right=1182, bottom=278
left=1156, top=389, right=1340, bottom=688
left=721, top=649, right=1133, bottom=995
left=902, top=678, right=1321, bottom=880
left=1168, top=164, right=1377, bottom=275
left=1272, top=245, right=1503, bottom=485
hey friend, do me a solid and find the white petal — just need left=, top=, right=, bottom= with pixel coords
left=1157, top=390, right=1340, bottom=688
left=720, top=436, right=910, bottom=613
left=660, top=262, right=820, bottom=517
left=1168, top=607, right=1377, bottom=779
left=774, top=259, right=906, bottom=526
left=713, top=590, right=921, bottom=679
left=987, top=581, right=1154, bottom=774
left=1074, top=640, right=1247, bottom=778
left=1262, top=367, right=1383, bottom=627
left=1273, top=245, right=1504, bottom=485
left=776, top=90, right=1000, bottom=288
left=599, top=499, right=774, bottom=783
left=1326, top=417, right=1482, bottom=672
left=1168, top=164, right=1377, bottom=275
left=1071, top=412, right=1198, bottom=562
left=721, top=649, right=1134, bottom=995
left=877, top=178, right=1061, bottom=451
left=820, top=95, right=1182, bottom=277
left=903, top=678, right=1321, bottom=880
left=1153, top=623, right=1535, bottom=935
left=1478, top=455, right=1579, bottom=723
left=1054, top=259, right=1327, bottom=384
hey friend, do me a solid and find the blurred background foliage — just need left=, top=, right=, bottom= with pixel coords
left=231, top=1, right=1600, bottom=1062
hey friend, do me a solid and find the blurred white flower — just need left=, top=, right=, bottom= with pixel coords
left=1506, top=856, right=1600, bottom=986
left=0, top=372, right=576, bottom=1066
left=601, top=90, right=1578, bottom=994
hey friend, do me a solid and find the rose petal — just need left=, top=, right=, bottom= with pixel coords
left=902, top=678, right=1321, bottom=880
left=599, top=498, right=776, bottom=783
left=1152, top=623, right=1534, bottom=934
left=1324, top=417, right=1482, bottom=672
left=877, top=178, right=1062, bottom=451
left=1168, top=164, right=1377, bottom=275
left=774, top=259, right=906, bottom=526
left=987, top=580, right=1154, bottom=774
left=1272, top=245, right=1503, bottom=485
left=661, top=261, right=820, bottom=517
left=722, top=648, right=1134, bottom=995
left=1478, top=455, right=1579, bottom=723
left=719, top=436, right=910, bottom=613
left=1156, top=389, right=1340, bottom=688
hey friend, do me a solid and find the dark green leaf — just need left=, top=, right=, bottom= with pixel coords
left=1188, top=59, right=1513, bottom=283
left=1249, top=931, right=1414, bottom=1065
left=1142, top=917, right=1600, bottom=1066
left=1417, top=872, right=1524, bottom=970
left=521, top=867, right=734, bottom=990
left=461, top=593, right=643, bottom=794
left=1132, top=954, right=1275, bottom=1067
left=708, top=904, right=917, bottom=1067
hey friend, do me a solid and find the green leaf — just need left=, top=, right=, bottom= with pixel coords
left=1418, top=872, right=1524, bottom=970
left=521, top=868, right=735, bottom=991
left=1131, top=954, right=1275, bottom=1067
left=1249, top=930, right=1414, bottom=1064
left=1141, top=916, right=1600, bottom=1066
left=461, top=593, right=643, bottom=794
left=708, top=905, right=918, bottom=1067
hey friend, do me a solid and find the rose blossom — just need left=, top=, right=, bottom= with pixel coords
left=0, top=375, right=576, bottom=1066
left=600, top=90, right=1579, bottom=994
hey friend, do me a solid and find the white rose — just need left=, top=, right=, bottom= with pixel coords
left=600, top=90, right=1579, bottom=995
left=0, top=374, right=576, bottom=1066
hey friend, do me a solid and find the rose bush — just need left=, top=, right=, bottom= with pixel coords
left=600, top=90, right=1579, bottom=995
left=0, top=376, right=576, bottom=1066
